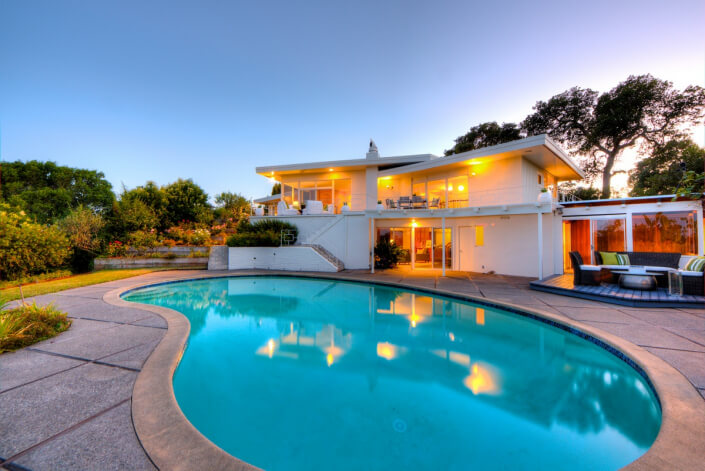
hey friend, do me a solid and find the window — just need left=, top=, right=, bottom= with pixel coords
left=632, top=211, right=698, bottom=255
left=475, top=226, right=484, bottom=246
left=427, top=179, right=446, bottom=208
left=412, top=180, right=426, bottom=198
left=447, top=175, right=468, bottom=208
left=592, top=218, right=625, bottom=253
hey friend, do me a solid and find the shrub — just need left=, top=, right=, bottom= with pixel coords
left=375, top=239, right=403, bottom=269
left=128, top=230, right=159, bottom=254
left=0, top=204, right=71, bottom=281
left=227, top=230, right=281, bottom=247
left=106, top=240, right=128, bottom=257
left=0, top=302, right=72, bottom=353
left=189, top=228, right=211, bottom=246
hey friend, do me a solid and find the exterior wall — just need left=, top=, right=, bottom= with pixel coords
left=227, top=246, right=339, bottom=272
left=252, top=214, right=371, bottom=269
left=208, top=246, right=228, bottom=270
left=561, top=199, right=704, bottom=257
left=374, top=211, right=558, bottom=278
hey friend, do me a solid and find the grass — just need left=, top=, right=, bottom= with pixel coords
left=0, top=301, right=72, bottom=353
left=0, top=268, right=168, bottom=302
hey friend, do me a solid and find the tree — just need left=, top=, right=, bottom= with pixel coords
left=557, top=182, right=602, bottom=201
left=0, top=160, right=115, bottom=223
left=214, top=191, right=251, bottom=222
left=445, top=122, right=523, bottom=156
left=58, top=206, right=105, bottom=252
left=0, top=203, right=71, bottom=280
left=522, top=75, right=705, bottom=198
left=163, top=179, right=211, bottom=226
left=271, top=182, right=281, bottom=195
left=629, top=139, right=705, bottom=196
left=119, top=181, right=169, bottom=230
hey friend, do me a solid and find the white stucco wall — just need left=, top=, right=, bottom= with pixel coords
left=228, top=246, right=339, bottom=272
left=251, top=214, right=371, bottom=269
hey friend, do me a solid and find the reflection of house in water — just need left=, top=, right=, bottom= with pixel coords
left=236, top=280, right=659, bottom=448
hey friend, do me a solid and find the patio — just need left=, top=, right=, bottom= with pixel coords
left=1, top=268, right=704, bottom=469
left=530, top=274, right=705, bottom=308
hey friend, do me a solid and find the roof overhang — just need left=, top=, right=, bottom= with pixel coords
left=378, top=135, right=584, bottom=181
left=253, top=194, right=282, bottom=204
left=256, top=154, right=436, bottom=177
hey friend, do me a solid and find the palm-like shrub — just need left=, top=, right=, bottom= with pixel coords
left=375, top=239, right=403, bottom=269
left=227, top=220, right=298, bottom=247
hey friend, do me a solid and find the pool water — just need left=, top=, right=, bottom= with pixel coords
left=124, top=276, right=661, bottom=471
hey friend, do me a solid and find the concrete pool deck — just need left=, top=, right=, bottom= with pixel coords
left=1, top=268, right=704, bottom=470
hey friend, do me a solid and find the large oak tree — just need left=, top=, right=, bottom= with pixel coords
left=445, top=122, right=522, bottom=155
left=522, top=75, right=705, bottom=198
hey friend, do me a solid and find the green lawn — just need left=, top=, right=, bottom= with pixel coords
left=0, top=269, right=169, bottom=302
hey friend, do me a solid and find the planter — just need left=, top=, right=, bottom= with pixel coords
left=254, top=207, right=264, bottom=216
left=341, top=204, right=351, bottom=213
left=537, top=191, right=553, bottom=203
left=376, top=203, right=385, bottom=210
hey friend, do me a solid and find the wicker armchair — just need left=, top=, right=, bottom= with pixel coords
left=570, top=251, right=609, bottom=286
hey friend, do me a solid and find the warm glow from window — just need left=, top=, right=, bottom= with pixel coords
left=469, top=160, right=482, bottom=165
left=476, top=308, right=485, bottom=325
left=463, top=363, right=498, bottom=395
left=376, top=342, right=398, bottom=360
left=475, top=226, right=484, bottom=246
left=448, top=184, right=453, bottom=191
left=458, top=185, right=465, bottom=191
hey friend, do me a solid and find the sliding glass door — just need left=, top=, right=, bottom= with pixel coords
left=563, top=216, right=626, bottom=269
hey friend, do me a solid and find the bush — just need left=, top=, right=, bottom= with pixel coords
left=0, top=302, right=72, bottom=353
left=375, top=239, right=403, bottom=269
left=227, top=230, right=280, bottom=247
left=0, top=204, right=72, bottom=281
left=128, top=230, right=159, bottom=254
left=105, top=240, right=127, bottom=257
left=70, top=247, right=95, bottom=273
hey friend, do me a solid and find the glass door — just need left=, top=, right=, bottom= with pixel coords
left=592, top=217, right=626, bottom=254
left=563, top=216, right=626, bottom=270
left=433, top=228, right=451, bottom=268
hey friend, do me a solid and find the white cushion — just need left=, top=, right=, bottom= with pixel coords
left=679, top=256, right=696, bottom=270
left=580, top=265, right=603, bottom=271
left=601, top=265, right=624, bottom=270
left=679, top=270, right=704, bottom=277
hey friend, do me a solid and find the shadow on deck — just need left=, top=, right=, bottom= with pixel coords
left=530, top=274, right=705, bottom=308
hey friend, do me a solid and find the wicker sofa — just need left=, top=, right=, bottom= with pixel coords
left=594, top=251, right=704, bottom=296
left=569, top=252, right=610, bottom=286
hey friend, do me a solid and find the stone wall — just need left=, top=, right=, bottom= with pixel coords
left=95, top=257, right=208, bottom=270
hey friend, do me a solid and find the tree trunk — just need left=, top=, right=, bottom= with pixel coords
left=601, top=151, right=618, bottom=199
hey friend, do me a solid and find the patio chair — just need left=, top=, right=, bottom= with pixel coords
left=277, top=200, right=299, bottom=216
left=428, top=198, right=440, bottom=209
left=570, top=251, right=609, bottom=286
left=302, top=200, right=324, bottom=215
left=385, top=198, right=397, bottom=209
left=398, top=196, right=412, bottom=209
left=411, top=195, right=426, bottom=208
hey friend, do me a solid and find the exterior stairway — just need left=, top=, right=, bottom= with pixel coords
left=297, top=244, right=345, bottom=271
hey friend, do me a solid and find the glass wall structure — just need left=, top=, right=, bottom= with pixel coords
left=632, top=211, right=698, bottom=255
left=281, top=179, right=350, bottom=213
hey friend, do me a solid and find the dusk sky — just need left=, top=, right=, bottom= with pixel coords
left=1, top=0, right=704, bottom=200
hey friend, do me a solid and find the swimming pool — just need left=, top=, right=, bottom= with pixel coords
left=124, top=276, right=661, bottom=471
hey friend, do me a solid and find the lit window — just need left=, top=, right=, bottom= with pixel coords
left=632, top=211, right=698, bottom=255
left=475, top=226, right=484, bottom=246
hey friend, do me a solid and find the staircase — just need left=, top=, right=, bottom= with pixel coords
left=299, top=244, right=345, bottom=271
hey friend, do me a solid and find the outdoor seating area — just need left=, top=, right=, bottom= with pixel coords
left=532, top=250, right=705, bottom=307
left=275, top=200, right=335, bottom=216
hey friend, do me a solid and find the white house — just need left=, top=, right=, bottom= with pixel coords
left=248, top=136, right=704, bottom=278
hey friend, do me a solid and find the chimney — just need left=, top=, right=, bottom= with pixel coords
left=366, top=139, right=379, bottom=159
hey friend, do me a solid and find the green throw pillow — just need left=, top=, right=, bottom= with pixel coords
left=600, top=251, right=619, bottom=265
left=616, top=253, right=630, bottom=265
left=685, top=257, right=705, bottom=272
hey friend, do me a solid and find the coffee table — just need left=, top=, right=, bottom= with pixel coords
left=610, top=269, right=664, bottom=290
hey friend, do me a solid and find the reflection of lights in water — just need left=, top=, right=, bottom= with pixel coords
left=476, top=308, right=485, bottom=325
left=326, top=353, right=334, bottom=367
left=463, top=363, right=498, bottom=395
left=448, top=332, right=455, bottom=342
left=377, top=342, right=398, bottom=360
left=267, top=339, right=275, bottom=358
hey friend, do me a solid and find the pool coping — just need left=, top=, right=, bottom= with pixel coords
left=104, top=271, right=705, bottom=471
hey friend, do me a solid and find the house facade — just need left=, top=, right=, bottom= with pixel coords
left=252, top=136, right=704, bottom=278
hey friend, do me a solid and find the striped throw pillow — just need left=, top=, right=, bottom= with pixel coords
left=685, top=257, right=705, bottom=272
left=616, top=254, right=630, bottom=265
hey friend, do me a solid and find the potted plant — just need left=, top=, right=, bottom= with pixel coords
left=341, top=201, right=350, bottom=212
left=538, top=188, right=552, bottom=203
left=376, top=200, right=385, bottom=210
left=254, top=205, right=264, bottom=216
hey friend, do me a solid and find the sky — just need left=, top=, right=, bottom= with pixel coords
left=1, top=0, right=704, bottom=200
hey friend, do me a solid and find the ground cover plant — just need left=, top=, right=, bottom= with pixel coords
left=0, top=299, right=71, bottom=353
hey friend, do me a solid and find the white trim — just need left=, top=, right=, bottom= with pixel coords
left=256, top=154, right=435, bottom=175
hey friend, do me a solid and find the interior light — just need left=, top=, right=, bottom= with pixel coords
left=411, top=220, right=418, bottom=228
left=469, top=161, right=482, bottom=165
left=471, top=172, right=476, bottom=177
left=458, top=185, right=465, bottom=191
left=329, top=168, right=334, bottom=172
left=448, top=184, right=453, bottom=191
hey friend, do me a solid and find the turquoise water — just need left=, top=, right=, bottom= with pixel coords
left=124, top=276, right=661, bottom=471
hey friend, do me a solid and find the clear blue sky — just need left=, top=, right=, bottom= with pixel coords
left=1, top=0, right=704, bottom=200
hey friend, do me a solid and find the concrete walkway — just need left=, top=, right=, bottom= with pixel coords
left=1, top=269, right=703, bottom=470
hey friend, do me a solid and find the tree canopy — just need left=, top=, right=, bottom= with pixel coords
left=445, top=122, right=522, bottom=156
left=522, top=75, right=705, bottom=198
left=0, top=160, right=114, bottom=223
left=629, top=139, right=705, bottom=197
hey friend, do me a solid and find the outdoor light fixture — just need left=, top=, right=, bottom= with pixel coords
left=329, top=168, right=334, bottom=172
left=459, top=185, right=465, bottom=191
left=469, top=161, right=482, bottom=165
